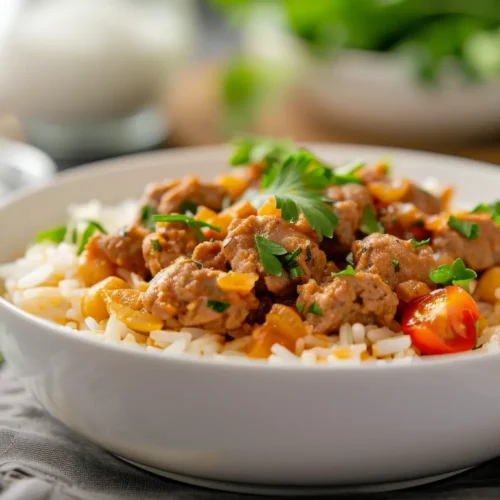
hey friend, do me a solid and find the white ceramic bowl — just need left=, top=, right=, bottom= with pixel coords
left=241, top=11, right=500, bottom=146
left=1, top=145, right=500, bottom=494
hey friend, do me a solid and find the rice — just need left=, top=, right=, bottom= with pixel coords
left=2, top=199, right=500, bottom=366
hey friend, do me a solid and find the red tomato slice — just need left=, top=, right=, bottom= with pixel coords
left=401, top=285, right=480, bottom=355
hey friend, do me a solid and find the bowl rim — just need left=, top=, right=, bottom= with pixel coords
left=1, top=142, right=499, bottom=372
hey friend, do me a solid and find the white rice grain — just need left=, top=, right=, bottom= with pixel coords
left=367, top=327, right=395, bottom=344
left=373, top=335, right=412, bottom=357
left=339, top=323, right=353, bottom=345
left=150, top=330, right=192, bottom=344
left=163, top=338, right=189, bottom=356
left=17, top=264, right=54, bottom=289
left=351, top=323, right=366, bottom=344
left=104, top=314, right=128, bottom=342
left=271, top=343, right=299, bottom=361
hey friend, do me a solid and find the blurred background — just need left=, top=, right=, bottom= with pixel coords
left=2, top=0, right=500, bottom=194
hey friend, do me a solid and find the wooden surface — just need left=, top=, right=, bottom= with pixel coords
left=167, top=61, right=500, bottom=165
left=3, top=59, right=500, bottom=166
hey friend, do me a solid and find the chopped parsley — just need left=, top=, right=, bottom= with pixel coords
left=151, top=239, right=162, bottom=252
left=35, top=225, right=67, bottom=244
left=360, top=205, right=384, bottom=235
left=230, top=135, right=295, bottom=168
left=180, top=200, right=198, bottom=214
left=296, top=301, right=305, bottom=315
left=245, top=151, right=339, bottom=240
left=332, top=265, right=355, bottom=277
left=471, top=201, right=500, bottom=224
left=307, top=302, right=323, bottom=316
left=289, top=266, right=304, bottom=278
left=447, top=216, right=480, bottom=240
left=411, top=237, right=431, bottom=247
left=306, top=243, right=312, bottom=262
left=254, top=235, right=287, bottom=277
left=392, top=259, right=400, bottom=272
left=153, top=214, right=221, bottom=242
left=430, top=258, right=477, bottom=292
left=254, top=237, right=305, bottom=278
left=332, top=160, right=364, bottom=185
left=140, top=204, right=157, bottom=232
left=284, top=247, right=301, bottom=264
left=207, top=300, right=230, bottom=313
left=76, top=221, right=108, bottom=256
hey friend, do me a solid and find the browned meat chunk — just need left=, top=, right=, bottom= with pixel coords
left=143, top=257, right=258, bottom=332
left=86, top=224, right=148, bottom=278
left=192, top=240, right=228, bottom=271
left=223, top=216, right=327, bottom=296
left=142, top=222, right=199, bottom=276
left=353, top=233, right=435, bottom=289
left=319, top=184, right=374, bottom=255
left=141, top=175, right=228, bottom=215
left=325, top=184, right=373, bottom=208
left=379, top=202, right=427, bottom=239
left=395, top=280, right=432, bottom=303
left=431, top=214, right=500, bottom=271
left=402, top=185, right=442, bottom=215
left=297, top=273, right=398, bottom=334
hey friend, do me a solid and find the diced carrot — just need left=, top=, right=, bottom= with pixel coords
left=215, top=175, right=248, bottom=200
left=258, top=197, right=282, bottom=217
left=265, top=304, right=307, bottom=341
left=476, top=267, right=500, bottom=304
left=82, top=276, right=129, bottom=321
left=368, top=178, right=411, bottom=204
left=101, top=288, right=143, bottom=310
left=78, top=252, right=114, bottom=287
left=217, top=272, right=258, bottom=294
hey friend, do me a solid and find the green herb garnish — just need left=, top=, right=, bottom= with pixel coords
left=392, top=259, right=400, bottom=272
left=306, top=243, right=312, bottom=262
left=296, top=301, right=305, bottom=315
left=180, top=200, right=198, bottom=214
left=289, top=266, right=304, bottom=279
left=77, top=221, right=108, bottom=256
left=153, top=214, right=221, bottom=242
left=332, top=265, right=355, bottom=277
left=284, top=247, right=301, bottom=264
left=471, top=201, right=500, bottom=224
left=307, top=302, right=323, bottom=316
left=230, top=135, right=295, bottom=168
left=35, top=225, right=67, bottom=244
left=448, top=216, right=480, bottom=240
left=140, top=204, right=157, bottom=232
left=207, top=300, right=230, bottom=313
left=411, top=237, right=431, bottom=247
left=430, top=258, right=477, bottom=291
left=151, top=239, right=162, bottom=252
left=246, top=151, right=339, bottom=240
left=360, top=205, right=384, bottom=235
left=254, top=235, right=287, bottom=277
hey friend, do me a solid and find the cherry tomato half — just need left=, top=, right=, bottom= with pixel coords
left=401, top=285, right=480, bottom=355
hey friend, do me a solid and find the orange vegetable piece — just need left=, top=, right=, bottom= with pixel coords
left=215, top=175, right=248, bottom=200
left=101, top=288, right=143, bottom=310
left=82, top=276, right=129, bottom=321
left=368, top=178, right=411, bottom=204
left=258, top=197, right=282, bottom=217
left=106, top=302, right=163, bottom=333
left=476, top=267, right=500, bottom=304
left=217, top=272, right=258, bottom=295
left=78, top=252, right=115, bottom=287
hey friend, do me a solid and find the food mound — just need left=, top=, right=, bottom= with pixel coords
left=2, top=137, right=500, bottom=365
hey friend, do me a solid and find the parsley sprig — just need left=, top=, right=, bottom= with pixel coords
left=153, top=214, right=221, bottom=242
left=246, top=151, right=339, bottom=239
left=448, top=215, right=480, bottom=240
left=254, top=236, right=304, bottom=278
left=332, top=265, right=355, bottom=277
left=471, top=201, right=500, bottom=224
left=230, top=136, right=295, bottom=168
left=360, top=205, right=384, bottom=235
left=411, top=237, right=430, bottom=247
left=430, top=258, right=477, bottom=291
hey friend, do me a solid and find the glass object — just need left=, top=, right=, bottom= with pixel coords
left=0, top=0, right=198, bottom=161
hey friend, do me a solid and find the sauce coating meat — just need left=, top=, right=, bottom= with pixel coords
left=73, top=138, right=497, bottom=359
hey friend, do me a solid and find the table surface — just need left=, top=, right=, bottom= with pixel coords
left=3, top=60, right=500, bottom=169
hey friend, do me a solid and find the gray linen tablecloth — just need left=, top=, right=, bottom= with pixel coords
left=1, top=363, right=500, bottom=500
